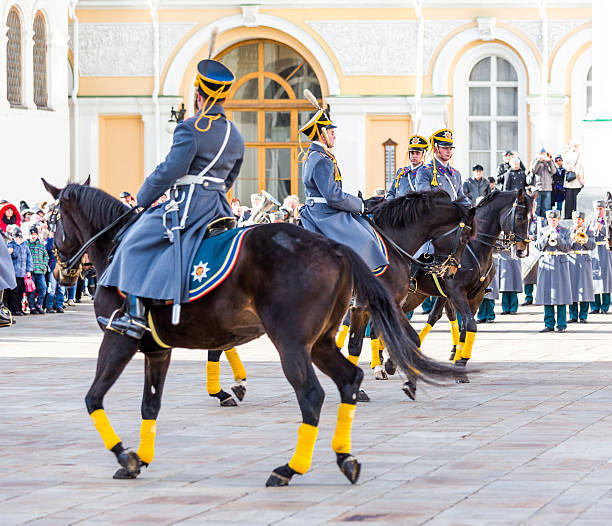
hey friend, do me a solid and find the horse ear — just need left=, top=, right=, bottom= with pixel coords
left=83, top=174, right=91, bottom=187
left=468, top=207, right=477, bottom=222
left=607, top=191, right=611, bottom=201
left=517, top=188, right=526, bottom=202
left=41, top=178, right=61, bottom=199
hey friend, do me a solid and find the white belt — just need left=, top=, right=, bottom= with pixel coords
left=174, top=174, right=224, bottom=186
left=544, top=251, right=567, bottom=256
left=571, top=250, right=591, bottom=255
left=307, top=197, right=327, bottom=204
left=596, top=241, right=608, bottom=246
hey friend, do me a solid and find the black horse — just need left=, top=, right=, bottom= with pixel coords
left=344, top=192, right=477, bottom=392
left=43, top=178, right=459, bottom=487
left=399, top=190, right=532, bottom=384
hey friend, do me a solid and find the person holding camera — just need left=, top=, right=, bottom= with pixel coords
left=530, top=149, right=556, bottom=217
left=562, top=141, right=584, bottom=219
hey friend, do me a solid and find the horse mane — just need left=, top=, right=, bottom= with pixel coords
left=61, top=184, right=129, bottom=230
left=476, top=189, right=532, bottom=210
left=372, top=190, right=471, bottom=229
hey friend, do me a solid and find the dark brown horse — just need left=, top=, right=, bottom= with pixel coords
left=344, top=192, right=477, bottom=396
left=43, top=178, right=459, bottom=487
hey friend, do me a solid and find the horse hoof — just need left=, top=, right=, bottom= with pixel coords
left=231, top=381, right=246, bottom=402
left=337, top=453, right=361, bottom=484
left=265, top=464, right=294, bottom=487
left=357, top=389, right=370, bottom=403
left=220, top=396, right=238, bottom=407
left=455, top=374, right=470, bottom=384
left=384, top=359, right=396, bottom=376
left=402, top=381, right=417, bottom=400
left=116, top=450, right=141, bottom=479
left=374, top=366, right=388, bottom=380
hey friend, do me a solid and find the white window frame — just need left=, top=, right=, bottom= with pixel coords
left=453, top=44, right=527, bottom=177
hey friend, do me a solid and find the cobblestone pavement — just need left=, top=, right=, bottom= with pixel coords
left=1, top=298, right=612, bottom=525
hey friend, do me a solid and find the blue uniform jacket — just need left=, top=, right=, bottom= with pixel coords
left=299, top=142, right=388, bottom=271
left=415, top=157, right=470, bottom=206
left=385, top=164, right=421, bottom=200
left=100, top=104, right=245, bottom=301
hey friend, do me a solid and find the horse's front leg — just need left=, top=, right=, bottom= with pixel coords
left=448, top=291, right=477, bottom=384
left=419, top=296, right=447, bottom=345
left=346, top=305, right=370, bottom=402
left=114, top=347, right=172, bottom=478
left=443, top=301, right=461, bottom=361
left=206, top=349, right=238, bottom=407
left=85, top=332, right=139, bottom=478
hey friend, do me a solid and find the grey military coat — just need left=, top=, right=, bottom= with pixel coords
left=385, top=164, right=421, bottom=200
left=497, top=249, right=523, bottom=292
left=568, top=227, right=595, bottom=303
left=0, top=239, right=17, bottom=290
left=534, top=225, right=573, bottom=305
left=99, top=104, right=245, bottom=301
left=299, top=142, right=388, bottom=271
left=415, top=158, right=471, bottom=206
left=590, top=218, right=612, bottom=293
left=485, top=257, right=500, bottom=300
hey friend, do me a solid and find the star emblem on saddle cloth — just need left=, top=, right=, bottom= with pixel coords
left=191, top=261, right=210, bottom=282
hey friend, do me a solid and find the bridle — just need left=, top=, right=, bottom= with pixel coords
left=474, top=198, right=530, bottom=251
left=366, top=213, right=472, bottom=277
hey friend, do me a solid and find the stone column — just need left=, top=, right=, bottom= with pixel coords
left=22, top=28, right=35, bottom=109
left=526, top=94, right=568, bottom=156
left=0, top=24, right=9, bottom=112
left=582, top=0, right=612, bottom=206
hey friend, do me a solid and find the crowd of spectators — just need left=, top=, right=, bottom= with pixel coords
left=1, top=200, right=95, bottom=324
left=463, top=141, right=584, bottom=218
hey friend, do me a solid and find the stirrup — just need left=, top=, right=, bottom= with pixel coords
left=104, top=308, right=126, bottom=335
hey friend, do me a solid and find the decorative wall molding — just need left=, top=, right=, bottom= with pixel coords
left=68, top=22, right=195, bottom=76
left=502, top=19, right=590, bottom=54
left=308, top=20, right=463, bottom=76
left=477, top=17, right=496, bottom=41
left=241, top=5, right=259, bottom=28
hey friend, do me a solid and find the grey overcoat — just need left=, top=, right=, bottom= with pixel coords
left=385, top=164, right=421, bottom=199
left=567, top=227, right=595, bottom=303
left=415, top=158, right=471, bottom=206
left=0, top=240, right=17, bottom=290
left=299, top=142, right=388, bottom=271
left=590, top=218, right=612, bottom=294
left=497, top=249, right=523, bottom=292
left=535, top=225, right=573, bottom=305
left=485, top=256, right=499, bottom=300
left=99, top=104, right=245, bottom=301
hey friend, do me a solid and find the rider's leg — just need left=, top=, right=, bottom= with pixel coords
left=97, top=293, right=148, bottom=340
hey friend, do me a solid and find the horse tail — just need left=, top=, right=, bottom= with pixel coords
left=338, top=244, right=460, bottom=383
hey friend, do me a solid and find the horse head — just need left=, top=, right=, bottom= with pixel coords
left=502, top=189, right=532, bottom=258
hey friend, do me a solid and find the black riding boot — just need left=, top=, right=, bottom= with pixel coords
left=97, top=294, right=149, bottom=340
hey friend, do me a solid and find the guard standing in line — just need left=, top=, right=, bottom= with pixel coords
left=298, top=96, right=388, bottom=273
left=415, top=129, right=471, bottom=206
left=98, top=56, right=245, bottom=338
left=498, top=243, right=522, bottom=315
left=590, top=200, right=612, bottom=314
left=522, top=215, right=540, bottom=305
left=535, top=210, right=572, bottom=332
left=567, top=211, right=595, bottom=323
left=386, top=135, right=429, bottom=200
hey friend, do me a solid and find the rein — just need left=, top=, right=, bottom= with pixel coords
left=50, top=198, right=139, bottom=273
left=474, top=199, right=530, bottom=251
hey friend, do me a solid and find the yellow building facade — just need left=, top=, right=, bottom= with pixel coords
left=63, top=1, right=597, bottom=203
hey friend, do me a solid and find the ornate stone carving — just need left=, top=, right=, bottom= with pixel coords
left=308, top=20, right=462, bottom=76
left=548, top=19, right=590, bottom=51
left=242, top=5, right=259, bottom=28
left=159, top=23, right=196, bottom=71
left=477, top=17, right=496, bottom=41
left=503, top=19, right=590, bottom=54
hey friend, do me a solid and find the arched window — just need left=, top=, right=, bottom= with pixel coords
left=586, top=66, right=592, bottom=113
left=6, top=6, right=22, bottom=107
left=468, top=56, right=519, bottom=174
left=33, top=11, right=48, bottom=108
left=216, top=39, right=323, bottom=202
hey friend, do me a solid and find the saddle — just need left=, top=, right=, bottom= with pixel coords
left=204, top=217, right=237, bottom=239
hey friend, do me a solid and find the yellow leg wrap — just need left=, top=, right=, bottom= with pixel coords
left=206, top=361, right=221, bottom=395
left=454, top=342, right=464, bottom=362
left=224, top=348, right=246, bottom=381
left=288, top=423, right=318, bottom=474
left=347, top=354, right=359, bottom=366
left=460, top=331, right=476, bottom=359
left=331, top=403, right=356, bottom=454
left=336, top=324, right=349, bottom=349
left=90, top=409, right=121, bottom=450
left=419, top=323, right=433, bottom=344
left=370, top=338, right=381, bottom=368
left=136, top=419, right=156, bottom=465
left=449, top=319, right=460, bottom=347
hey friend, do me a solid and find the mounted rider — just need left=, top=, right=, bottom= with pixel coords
left=298, top=92, right=388, bottom=273
left=415, top=128, right=471, bottom=207
left=385, top=135, right=429, bottom=200
left=98, top=56, right=245, bottom=339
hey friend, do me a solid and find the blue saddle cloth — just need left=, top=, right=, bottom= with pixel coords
left=188, top=227, right=252, bottom=302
